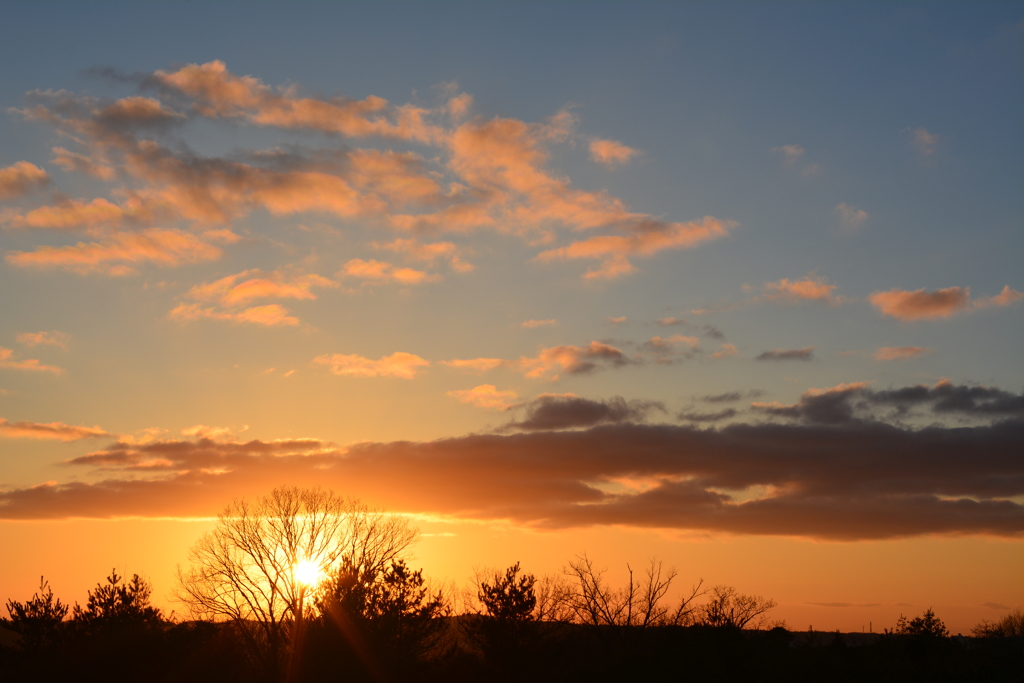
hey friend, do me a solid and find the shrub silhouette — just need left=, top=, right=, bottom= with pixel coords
left=3, top=577, right=68, bottom=651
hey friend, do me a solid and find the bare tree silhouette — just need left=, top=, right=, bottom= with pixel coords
left=175, top=486, right=417, bottom=672
left=698, top=585, right=776, bottom=629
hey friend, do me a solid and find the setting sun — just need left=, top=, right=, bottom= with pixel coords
left=293, top=560, right=323, bottom=588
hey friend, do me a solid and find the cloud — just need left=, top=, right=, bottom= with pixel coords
left=444, top=341, right=629, bottom=380
left=751, top=380, right=1024, bottom=425
left=869, top=287, right=971, bottom=320
left=447, top=384, right=519, bottom=410
left=0, top=347, right=64, bottom=374
left=589, top=139, right=637, bottom=167
left=677, top=408, right=737, bottom=423
left=973, top=285, right=1023, bottom=309
left=168, top=303, right=300, bottom=327
left=0, top=161, right=50, bottom=199
left=340, top=258, right=439, bottom=285
left=641, top=335, right=701, bottom=364
left=771, top=144, right=805, bottom=166
left=505, top=395, right=663, bottom=431
left=373, top=238, right=474, bottom=273
left=710, top=343, right=738, bottom=360
left=907, top=126, right=939, bottom=156
left=607, top=316, right=627, bottom=325
left=835, top=203, right=868, bottom=231
left=517, top=341, right=628, bottom=379
left=755, top=347, right=814, bottom=362
left=535, top=217, right=734, bottom=280
left=1, top=403, right=1020, bottom=540
left=873, top=346, right=934, bottom=361
left=657, top=316, right=686, bottom=327
left=762, top=275, right=841, bottom=304
left=0, top=418, right=109, bottom=441
left=15, top=62, right=730, bottom=283
left=16, top=331, right=71, bottom=350
left=5, top=228, right=223, bottom=276
left=187, top=269, right=336, bottom=306
left=522, top=319, right=557, bottom=328
left=51, top=147, right=116, bottom=180
left=313, top=351, right=430, bottom=379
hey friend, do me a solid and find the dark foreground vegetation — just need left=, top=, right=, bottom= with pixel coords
left=3, top=488, right=1021, bottom=682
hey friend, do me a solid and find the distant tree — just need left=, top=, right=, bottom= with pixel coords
left=561, top=554, right=704, bottom=629
left=314, top=558, right=446, bottom=677
left=890, top=608, right=948, bottom=638
left=467, top=563, right=538, bottom=668
left=176, top=487, right=417, bottom=671
left=72, top=569, right=163, bottom=632
left=699, top=585, right=777, bottom=629
left=4, top=577, right=68, bottom=650
left=972, top=607, right=1024, bottom=638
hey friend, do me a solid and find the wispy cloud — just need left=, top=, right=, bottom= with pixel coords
left=0, top=417, right=109, bottom=441
left=313, top=351, right=430, bottom=379
left=522, top=319, right=557, bottom=328
left=340, top=258, right=439, bottom=285
left=0, top=347, right=64, bottom=374
left=835, top=203, right=868, bottom=231
left=755, top=347, right=814, bottom=362
left=447, top=384, right=519, bottom=410
left=589, top=139, right=637, bottom=168
left=906, top=126, right=939, bottom=156
left=873, top=346, right=934, bottom=361
left=6, top=228, right=223, bottom=276
left=16, top=331, right=71, bottom=350
left=973, top=285, right=1024, bottom=309
left=762, top=275, right=842, bottom=305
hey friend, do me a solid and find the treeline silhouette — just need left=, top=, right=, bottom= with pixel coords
left=2, top=487, right=1021, bottom=682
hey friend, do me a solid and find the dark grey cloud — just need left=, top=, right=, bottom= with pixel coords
left=677, top=408, right=737, bottom=423
left=701, top=324, right=725, bottom=340
left=756, top=347, right=815, bottom=361
left=505, top=395, right=664, bottom=431
left=702, top=390, right=763, bottom=403
left=1, top=403, right=1021, bottom=541
left=752, top=381, right=1024, bottom=426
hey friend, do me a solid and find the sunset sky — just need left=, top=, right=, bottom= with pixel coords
left=1, top=2, right=1021, bottom=634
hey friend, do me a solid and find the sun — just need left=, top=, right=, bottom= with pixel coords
left=293, top=560, right=324, bottom=587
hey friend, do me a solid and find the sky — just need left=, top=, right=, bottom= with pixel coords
left=0, top=1, right=1021, bottom=634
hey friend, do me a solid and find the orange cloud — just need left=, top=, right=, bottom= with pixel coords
left=313, top=351, right=430, bottom=379
left=6, top=228, right=222, bottom=275
left=869, top=287, right=971, bottom=320
left=0, top=418, right=109, bottom=441
left=522, top=319, right=557, bottom=328
left=874, top=346, right=935, bottom=361
left=589, top=139, right=637, bottom=167
left=518, top=341, right=627, bottom=379
left=0, top=161, right=50, bottom=199
left=2, top=197, right=140, bottom=231
left=17, top=331, right=71, bottom=350
left=763, top=275, right=841, bottom=304
left=51, top=147, right=116, bottom=180
left=185, top=269, right=336, bottom=307
left=0, top=347, right=64, bottom=374
left=340, top=258, right=438, bottom=285
left=168, top=302, right=300, bottom=327
left=447, top=384, right=519, bottom=410
left=535, top=217, right=734, bottom=280
left=374, top=238, right=474, bottom=273
left=441, top=358, right=508, bottom=373
left=973, top=285, right=1023, bottom=309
